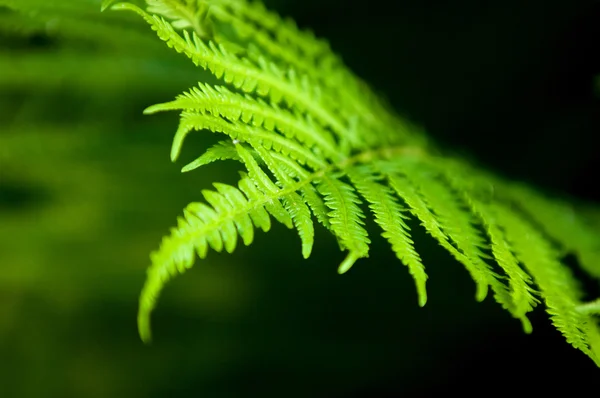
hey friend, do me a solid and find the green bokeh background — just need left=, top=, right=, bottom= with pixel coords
left=1, top=0, right=599, bottom=396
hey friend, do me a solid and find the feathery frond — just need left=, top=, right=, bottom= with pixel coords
left=105, top=0, right=600, bottom=366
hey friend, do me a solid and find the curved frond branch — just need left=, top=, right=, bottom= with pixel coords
left=138, top=145, right=427, bottom=341
left=181, top=139, right=240, bottom=172
left=145, top=83, right=341, bottom=160
left=138, top=173, right=293, bottom=342
left=172, top=111, right=327, bottom=169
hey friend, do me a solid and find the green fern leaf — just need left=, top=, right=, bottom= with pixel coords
left=181, top=140, right=239, bottom=172
left=494, top=202, right=600, bottom=366
left=347, top=165, right=428, bottom=306
left=108, top=0, right=600, bottom=366
left=234, top=143, right=293, bottom=228
left=144, top=82, right=340, bottom=159
left=437, top=163, right=539, bottom=330
left=110, top=2, right=348, bottom=137
left=139, top=171, right=293, bottom=342
left=204, top=0, right=396, bottom=137
left=252, top=144, right=315, bottom=258
left=380, top=162, right=490, bottom=302
left=317, top=175, right=371, bottom=274
left=172, top=111, right=326, bottom=168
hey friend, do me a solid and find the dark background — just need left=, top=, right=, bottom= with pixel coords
left=0, top=0, right=599, bottom=396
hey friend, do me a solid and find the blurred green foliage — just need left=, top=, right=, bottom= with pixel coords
left=1, top=0, right=599, bottom=397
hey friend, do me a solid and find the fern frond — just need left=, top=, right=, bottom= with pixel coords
left=144, top=82, right=341, bottom=160
left=410, top=161, right=539, bottom=331
left=507, top=183, right=600, bottom=278
left=207, top=1, right=334, bottom=71
left=146, top=0, right=212, bottom=34
left=377, top=161, right=490, bottom=302
left=268, top=151, right=332, bottom=230
left=435, top=163, right=539, bottom=329
left=494, top=202, right=600, bottom=366
left=234, top=143, right=293, bottom=228
left=347, top=165, right=428, bottom=306
left=204, top=0, right=395, bottom=135
left=208, top=0, right=332, bottom=62
left=172, top=111, right=327, bottom=169
left=139, top=172, right=290, bottom=342
left=252, top=144, right=314, bottom=258
left=317, top=175, right=371, bottom=274
left=110, top=2, right=350, bottom=138
left=181, top=140, right=239, bottom=172
left=112, top=0, right=600, bottom=366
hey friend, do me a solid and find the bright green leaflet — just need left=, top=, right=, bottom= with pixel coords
left=102, top=0, right=600, bottom=366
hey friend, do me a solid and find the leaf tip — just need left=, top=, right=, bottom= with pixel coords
left=520, top=316, right=533, bottom=335
left=137, top=310, right=153, bottom=344
left=302, top=246, right=312, bottom=259
left=181, top=163, right=195, bottom=173
left=143, top=104, right=162, bottom=115
left=337, top=252, right=359, bottom=274
left=418, top=293, right=427, bottom=307
left=475, top=283, right=488, bottom=303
